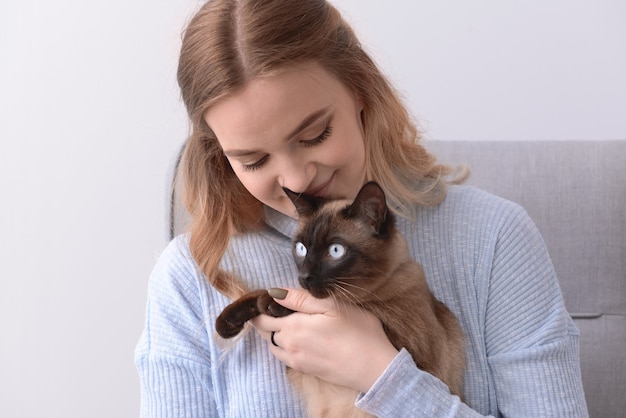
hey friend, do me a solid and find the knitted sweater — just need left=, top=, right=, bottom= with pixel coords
left=135, top=185, right=588, bottom=417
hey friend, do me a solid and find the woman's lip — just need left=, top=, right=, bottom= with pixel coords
left=306, top=172, right=335, bottom=197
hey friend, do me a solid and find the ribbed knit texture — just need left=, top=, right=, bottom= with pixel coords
left=135, top=185, right=588, bottom=417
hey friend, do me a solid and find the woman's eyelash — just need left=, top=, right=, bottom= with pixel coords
left=241, top=125, right=333, bottom=172
left=242, top=155, right=268, bottom=172
left=302, top=125, right=332, bottom=147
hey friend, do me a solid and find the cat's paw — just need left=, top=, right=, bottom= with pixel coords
left=215, top=289, right=269, bottom=338
left=257, top=292, right=294, bottom=318
left=215, top=314, right=244, bottom=338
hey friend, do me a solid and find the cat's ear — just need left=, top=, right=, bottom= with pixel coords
left=346, top=181, right=388, bottom=233
left=282, top=187, right=324, bottom=217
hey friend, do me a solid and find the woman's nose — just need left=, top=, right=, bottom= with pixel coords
left=277, top=158, right=316, bottom=194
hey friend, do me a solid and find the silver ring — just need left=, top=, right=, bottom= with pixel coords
left=270, top=331, right=279, bottom=347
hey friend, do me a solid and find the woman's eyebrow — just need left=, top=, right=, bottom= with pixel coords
left=222, top=107, right=331, bottom=158
left=284, top=107, right=330, bottom=141
left=223, top=148, right=262, bottom=158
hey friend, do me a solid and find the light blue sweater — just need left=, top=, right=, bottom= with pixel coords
left=135, top=185, right=588, bottom=417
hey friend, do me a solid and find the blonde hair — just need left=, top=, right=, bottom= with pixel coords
left=177, top=0, right=461, bottom=300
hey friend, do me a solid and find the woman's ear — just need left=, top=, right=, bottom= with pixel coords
left=353, top=90, right=365, bottom=125
left=355, top=90, right=364, bottom=113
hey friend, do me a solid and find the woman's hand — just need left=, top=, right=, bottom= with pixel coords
left=249, top=287, right=399, bottom=393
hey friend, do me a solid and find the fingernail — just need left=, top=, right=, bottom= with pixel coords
left=268, top=288, right=288, bottom=300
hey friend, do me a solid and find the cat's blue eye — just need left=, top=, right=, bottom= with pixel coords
left=295, top=242, right=307, bottom=257
left=328, top=244, right=346, bottom=259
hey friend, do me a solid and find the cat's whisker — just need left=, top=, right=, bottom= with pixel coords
left=332, top=284, right=380, bottom=328
left=328, top=283, right=352, bottom=305
left=336, top=280, right=379, bottom=302
left=334, top=275, right=377, bottom=293
left=328, top=290, right=348, bottom=318
left=332, top=283, right=361, bottom=306
left=336, top=288, right=359, bottom=320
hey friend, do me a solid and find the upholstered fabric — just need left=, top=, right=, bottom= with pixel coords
left=427, top=140, right=625, bottom=418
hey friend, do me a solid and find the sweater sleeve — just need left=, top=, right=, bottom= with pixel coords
left=483, top=205, right=588, bottom=416
left=356, top=203, right=588, bottom=417
left=134, top=236, right=218, bottom=418
left=356, top=349, right=488, bottom=417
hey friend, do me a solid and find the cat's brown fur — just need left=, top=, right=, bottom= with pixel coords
left=216, top=182, right=466, bottom=417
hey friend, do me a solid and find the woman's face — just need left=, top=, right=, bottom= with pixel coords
left=205, top=62, right=367, bottom=218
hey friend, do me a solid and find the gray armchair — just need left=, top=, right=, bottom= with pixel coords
left=170, top=140, right=625, bottom=417
left=428, top=140, right=625, bottom=418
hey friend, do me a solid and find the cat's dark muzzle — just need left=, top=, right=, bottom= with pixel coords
left=299, top=276, right=331, bottom=299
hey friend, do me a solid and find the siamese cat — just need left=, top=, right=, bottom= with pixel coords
left=216, top=181, right=466, bottom=417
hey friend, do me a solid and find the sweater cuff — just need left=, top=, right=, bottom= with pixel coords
left=355, top=348, right=464, bottom=417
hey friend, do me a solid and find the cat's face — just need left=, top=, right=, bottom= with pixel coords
left=287, top=182, right=395, bottom=301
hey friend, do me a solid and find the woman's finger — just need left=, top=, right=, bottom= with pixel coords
left=268, top=287, right=335, bottom=315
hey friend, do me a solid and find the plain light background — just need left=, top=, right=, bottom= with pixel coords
left=1, top=0, right=624, bottom=417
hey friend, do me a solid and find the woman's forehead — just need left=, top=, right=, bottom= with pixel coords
left=204, top=63, right=347, bottom=146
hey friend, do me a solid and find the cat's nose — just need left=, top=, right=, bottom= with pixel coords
left=298, top=275, right=329, bottom=299
left=298, top=274, right=315, bottom=289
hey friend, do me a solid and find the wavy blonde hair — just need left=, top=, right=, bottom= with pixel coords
left=177, top=0, right=461, bottom=300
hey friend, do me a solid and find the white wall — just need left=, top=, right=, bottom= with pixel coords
left=0, top=1, right=624, bottom=417
left=0, top=1, right=198, bottom=417
left=334, top=0, right=626, bottom=141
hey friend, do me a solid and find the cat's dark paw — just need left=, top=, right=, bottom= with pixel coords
left=215, top=290, right=294, bottom=338
left=215, top=289, right=269, bottom=338
left=257, top=292, right=294, bottom=318
left=215, top=315, right=244, bottom=339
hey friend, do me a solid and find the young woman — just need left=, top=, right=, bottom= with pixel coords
left=135, top=0, right=589, bottom=416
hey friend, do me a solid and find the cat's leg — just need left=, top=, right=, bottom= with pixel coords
left=256, top=291, right=294, bottom=317
left=216, top=289, right=294, bottom=338
left=216, top=289, right=268, bottom=338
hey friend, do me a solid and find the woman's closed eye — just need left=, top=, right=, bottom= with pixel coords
left=241, top=155, right=269, bottom=172
left=300, top=125, right=333, bottom=148
left=241, top=124, right=333, bottom=172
